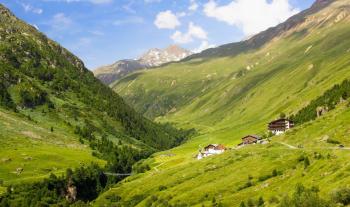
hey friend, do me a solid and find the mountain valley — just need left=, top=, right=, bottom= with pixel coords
left=1, top=0, right=350, bottom=206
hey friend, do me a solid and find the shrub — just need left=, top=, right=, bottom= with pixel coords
left=106, top=194, right=121, bottom=202
left=258, top=174, right=271, bottom=182
left=238, top=180, right=254, bottom=191
left=280, top=112, right=286, bottom=119
left=0, top=83, right=15, bottom=109
left=132, top=161, right=151, bottom=174
left=269, top=196, right=279, bottom=204
left=297, top=155, right=305, bottom=162
left=18, top=87, right=48, bottom=108
left=304, top=157, right=310, bottom=169
left=257, top=196, right=265, bottom=206
left=259, top=169, right=280, bottom=182
left=158, top=185, right=167, bottom=191
left=331, top=187, right=350, bottom=205
left=279, top=184, right=331, bottom=207
left=247, top=198, right=254, bottom=207
left=313, top=152, right=323, bottom=160
left=326, top=138, right=341, bottom=145
left=240, top=201, right=246, bottom=207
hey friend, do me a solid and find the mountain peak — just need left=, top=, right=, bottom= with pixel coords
left=139, top=45, right=193, bottom=67
left=94, top=45, right=192, bottom=85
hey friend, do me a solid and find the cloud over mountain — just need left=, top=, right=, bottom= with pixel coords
left=171, top=22, right=207, bottom=44
left=154, top=10, right=181, bottom=29
left=204, top=0, right=299, bottom=36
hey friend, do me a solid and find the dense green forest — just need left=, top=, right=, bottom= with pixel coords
left=291, top=79, right=350, bottom=124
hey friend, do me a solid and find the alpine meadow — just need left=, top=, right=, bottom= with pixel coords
left=1, top=0, right=350, bottom=206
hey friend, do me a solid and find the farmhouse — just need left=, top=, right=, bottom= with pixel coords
left=241, top=135, right=261, bottom=145
left=197, top=144, right=227, bottom=160
left=268, top=118, right=294, bottom=135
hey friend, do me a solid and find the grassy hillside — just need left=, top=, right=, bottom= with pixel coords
left=95, top=101, right=350, bottom=207
left=0, top=3, right=190, bottom=203
left=113, top=0, right=350, bottom=154
left=103, top=0, right=350, bottom=206
left=0, top=108, right=105, bottom=186
left=114, top=0, right=350, bottom=133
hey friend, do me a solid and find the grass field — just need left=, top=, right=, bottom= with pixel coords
left=95, top=102, right=350, bottom=206
left=0, top=108, right=105, bottom=187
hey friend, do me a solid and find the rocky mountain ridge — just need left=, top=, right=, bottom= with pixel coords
left=139, top=45, right=193, bottom=67
left=94, top=45, right=192, bottom=85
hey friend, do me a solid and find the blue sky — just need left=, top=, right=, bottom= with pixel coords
left=1, top=0, right=315, bottom=69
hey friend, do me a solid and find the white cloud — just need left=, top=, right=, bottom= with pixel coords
left=171, top=31, right=192, bottom=44
left=51, top=13, right=73, bottom=30
left=189, top=0, right=198, bottom=11
left=21, top=3, right=43, bottom=14
left=171, top=22, right=207, bottom=44
left=154, top=10, right=181, bottom=29
left=203, top=0, right=299, bottom=36
left=193, top=40, right=216, bottom=53
left=114, top=16, right=144, bottom=26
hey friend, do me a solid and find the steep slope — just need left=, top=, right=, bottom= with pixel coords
left=0, top=3, right=188, bottom=188
left=93, top=59, right=147, bottom=85
left=103, top=0, right=350, bottom=205
left=94, top=45, right=192, bottom=85
left=114, top=0, right=350, bottom=129
left=183, top=0, right=334, bottom=61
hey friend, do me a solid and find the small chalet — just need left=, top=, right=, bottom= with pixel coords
left=241, top=135, right=261, bottom=145
left=268, top=118, right=294, bottom=135
left=197, top=144, right=227, bottom=160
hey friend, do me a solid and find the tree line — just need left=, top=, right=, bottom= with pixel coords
left=290, top=79, right=350, bottom=124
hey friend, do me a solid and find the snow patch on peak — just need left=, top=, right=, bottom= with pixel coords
left=139, top=45, right=193, bottom=67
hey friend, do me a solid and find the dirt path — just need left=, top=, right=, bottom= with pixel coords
left=276, top=141, right=350, bottom=151
left=154, top=162, right=166, bottom=172
left=277, top=142, right=298, bottom=149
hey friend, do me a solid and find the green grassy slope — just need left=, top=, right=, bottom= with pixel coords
left=0, top=108, right=105, bottom=186
left=114, top=0, right=350, bottom=135
left=0, top=3, right=187, bottom=191
left=95, top=101, right=350, bottom=207
left=113, top=0, right=350, bottom=157
left=102, top=0, right=350, bottom=206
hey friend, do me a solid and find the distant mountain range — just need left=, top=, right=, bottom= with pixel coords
left=93, top=45, right=192, bottom=85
